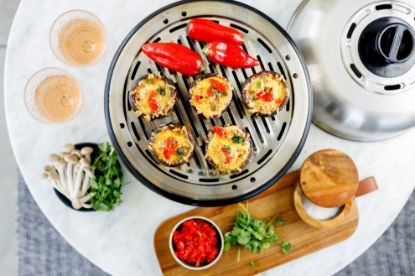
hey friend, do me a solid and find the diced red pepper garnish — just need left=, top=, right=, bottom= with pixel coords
left=209, top=78, right=227, bottom=92
left=256, top=90, right=273, bottom=102
left=275, top=96, right=285, bottom=106
left=172, top=219, right=219, bottom=267
left=148, top=90, right=159, bottom=112
left=163, top=137, right=178, bottom=160
left=221, top=146, right=232, bottom=165
left=195, top=95, right=203, bottom=103
left=207, top=88, right=214, bottom=97
left=213, top=126, right=226, bottom=138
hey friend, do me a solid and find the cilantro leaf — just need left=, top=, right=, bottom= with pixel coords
left=281, top=242, right=292, bottom=254
left=156, top=86, right=166, bottom=95
left=90, top=143, right=124, bottom=211
left=232, top=135, right=245, bottom=144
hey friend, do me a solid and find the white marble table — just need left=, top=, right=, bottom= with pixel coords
left=5, top=0, right=415, bottom=275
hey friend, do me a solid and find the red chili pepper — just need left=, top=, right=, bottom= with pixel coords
left=187, top=19, right=244, bottom=45
left=256, top=90, right=273, bottom=102
left=148, top=90, right=159, bottom=112
left=207, top=88, right=214, bottom=97
left=173, top=219, right=219, bottom=267
left=142, top=43, right=203, bottom=76
left=221, top=147, right=232, bottom=165
left=203, top=41, right=259, bottom=68
left=209, top=78, right=227, bottom=92
left=213, top=126, right=226, bottom=138
left=163, top=137, right=178, bottom=159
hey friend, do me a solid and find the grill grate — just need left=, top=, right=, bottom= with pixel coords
left=106, top=0, right=311, bottom=205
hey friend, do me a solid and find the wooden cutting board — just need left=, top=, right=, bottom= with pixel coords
left=154, top=171, right=358, bottom=275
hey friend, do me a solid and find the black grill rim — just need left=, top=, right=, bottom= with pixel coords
left=104, top=0, right=313, bottom=206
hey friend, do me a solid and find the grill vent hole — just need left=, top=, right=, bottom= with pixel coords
left=170, top=169, right=189, bottom=179
left=163, top=19, right=169, bottom=24
left=293, top=73, right=298, bottom=79
left=384, top=84, right=401, bottom=91
left=232, top=185, right=238, bottom=190
left=131, top=61, right=141, bottom=80
left=131, top=122, right=140, bottom=141
left=120, top=123, right=125, bottom=129
left=285, top=55, right=291, bottom=61
left=277, top=62, right=286, bottom=79
left=153, top=37, right=161, bottom=43
left=375, top=4, right=392, bottom=10
left=350, top=64, right=362, bottom=78
left=257, top=149, right=272, bottom=165
left=250, top=177, right=256, bottom=183
left=230, top=23, right=249, bottom=33
left=278, top=122, right=287, bottom=141
left=347, top=23, right=357, bottom=39
left=181, top=11, right=187, bottom=16
left=127, top=142, right=133, bottom=147
left=169, top=23, right=187, bottom=33
left=257, top=38, right=272, bottom=53
left=199, top=178, right=219, bottom=183
left=230, top=169, right=249, bottom=179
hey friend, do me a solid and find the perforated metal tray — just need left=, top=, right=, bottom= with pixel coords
left=105, top=0, right=312, bottom=205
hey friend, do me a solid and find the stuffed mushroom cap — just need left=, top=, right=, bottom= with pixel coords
left=189, top=74, right=233, bottom=118
left=242, top=71, right=288, bottom=116
left=129, top=74, right=176, bottom=121
left=205, top=125, right=252, bottom=174
left=149, top=124, right=195, bottom=167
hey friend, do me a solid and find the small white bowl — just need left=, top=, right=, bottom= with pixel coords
left=169, top=216, right=224, bottom=270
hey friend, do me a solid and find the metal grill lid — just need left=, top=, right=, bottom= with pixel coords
left=288, top=0, right=415, bottom=141
left=105, top=0, right=312, bottom=206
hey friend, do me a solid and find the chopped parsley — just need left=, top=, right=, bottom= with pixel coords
left=249, top=260, right=257, bottom=269
left=232, top=135, right=245, bottom=144
left=222, top=145, right=231, bottom=151
left=156, top=86, right=166, bottom=95
left=281, top=242, right=292, bottom=254
left=256, top=81, right=262, bottom=88
left=212, top=87, right=222, bottom=96
left=176, top=146, right=190, bottom=157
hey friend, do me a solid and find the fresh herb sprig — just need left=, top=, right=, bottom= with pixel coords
left=224, top=204, right=291, bottom=257
left=89, top=143, right=123, bottom=211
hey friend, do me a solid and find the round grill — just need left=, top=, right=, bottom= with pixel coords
left=105, top=0, right=312, bottom=205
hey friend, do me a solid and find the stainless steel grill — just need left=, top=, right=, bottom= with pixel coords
left=105, top=0, right=312, bottom=205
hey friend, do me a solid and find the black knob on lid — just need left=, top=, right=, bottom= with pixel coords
left=358, top=17, right=415, bottom=78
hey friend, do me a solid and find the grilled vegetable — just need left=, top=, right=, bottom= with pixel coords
left=149, top=124, right=195, bottom=167
left=189, top=74, right=233, bottom=118
left=129, top=74, right=176, bottom=121
left=142, top=43, right=204, bottom=76
left=187, top=18, right=244, bottom=45
left=203, top=41, right=259, bottom=68
left=242, top=71, right=288, bottom=116
left=205, top=126, right=252, bottom=174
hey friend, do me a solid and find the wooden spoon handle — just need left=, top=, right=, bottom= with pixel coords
left=355, top=177, right=378, bottom=197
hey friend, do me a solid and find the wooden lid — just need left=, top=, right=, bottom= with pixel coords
left=300, top=149, right=359, bottom=207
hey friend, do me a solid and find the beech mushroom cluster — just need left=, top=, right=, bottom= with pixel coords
left=42, top=144, right=96, bottom=209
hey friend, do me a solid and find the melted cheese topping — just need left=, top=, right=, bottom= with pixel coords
left=243, top=73, right=288, bottom=115
left=205, top=126, right=251, bottom=173
left=190, top=76, right=233, bottom=118
left=132, top=74, right=176, bottom=120
left=149, top=126, right=194, bottom=166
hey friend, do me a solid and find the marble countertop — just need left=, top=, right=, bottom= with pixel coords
left=5, top=0, right=415, bottom=275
